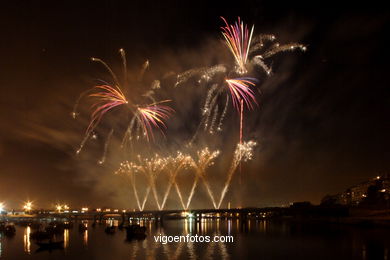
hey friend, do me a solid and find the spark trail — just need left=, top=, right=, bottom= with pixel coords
left=73, top=49, right=174, bottom=157
left=217, top=141, right=256, bottom=209
left=221, top=16, right=254, bottom=74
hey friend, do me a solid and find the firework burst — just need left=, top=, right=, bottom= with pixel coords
left=74, top=49, right=174, bottom=156
left=137, top=101, right=175, bottom=142
left=86, top=85, right=128, bottom=136
left=225, top=77, right=258, bottom=111
left=221, top=16, right=254, bottom=75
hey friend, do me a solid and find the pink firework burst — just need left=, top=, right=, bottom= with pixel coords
left=87, top=84, right=128, bottom=135
left=137, top=101, right=174, bottom=141
left=221, top=17, right=254, bottom=74
left=225, top=77, right=258, bottom=112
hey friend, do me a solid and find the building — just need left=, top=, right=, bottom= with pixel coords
left=321, top=174, right=390, bottom=206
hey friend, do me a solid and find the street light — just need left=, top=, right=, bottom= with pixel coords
left=0, top=202, right=5, bottom=213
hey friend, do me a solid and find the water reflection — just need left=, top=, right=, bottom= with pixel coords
left=83, top=230, right=88, bottom=246
left=81, top=221, right=88, bottom=246
left=23, top=226, right=31, bottom=254
left=63, top=229, right=69, bottom=249
left=0, top=219, right=389, bottom=259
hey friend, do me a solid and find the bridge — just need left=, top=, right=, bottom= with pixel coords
left=2, top=206, right=349, bottom=225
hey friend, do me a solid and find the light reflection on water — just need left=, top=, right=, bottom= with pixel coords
left=23, top=226, right=31, bottom=254
left=0, top=219, right=389, bottom=259
left=0, top=233, right=2, bottom=257
left=64, top=229, right=69, bottom=250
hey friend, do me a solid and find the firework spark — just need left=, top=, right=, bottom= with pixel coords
left=217, top=140, right=256, bottom=209
left=221, top=17, right=254, bottom=74
left=74, top=49, right=174, bottom=156
left=225, top=77, right=258, bottom=111
left=87, top=85, right=128, bottom=136
left=137, top=101, right=174, bottom=142
left=189, top=148, right=220, bottom=209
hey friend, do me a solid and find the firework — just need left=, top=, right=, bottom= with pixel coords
left=250, top=35, right=306, bottom=75
left=74, top=49, right=174, bottom=157
left=217, top=140, right=256, bottom=209
left=221, top=17, right=254, bottom=74
left=137, top=101, right=175, bottom=142
left=116, top=160, right=151, bottom=211
left=189, top=148, right=220, bottom=209
left=175, top=65, right=227, bottom=87
left=87, top=85, right=128, bottom=136
left=164, top=153, right=193, bottom=210
left=225, top=77, right=258, bottom=111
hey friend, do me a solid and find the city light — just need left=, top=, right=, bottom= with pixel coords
left=181, top=211, right=194, bottom=218
left=56, top=204, right=62, bottom=212
left=23, top=201, right=33, bottom=212
left=0, top=202, right=4, bottom=213
left=81, top=207, right=89, bottom=212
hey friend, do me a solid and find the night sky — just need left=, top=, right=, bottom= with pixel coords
left=0, top=0, right=389, bottom=209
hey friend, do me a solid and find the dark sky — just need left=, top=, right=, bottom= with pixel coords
left=0, top=0, right=389, bottom=209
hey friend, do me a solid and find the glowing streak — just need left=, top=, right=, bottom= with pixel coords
left=225, top=78, right=257, bottom=111
left=75, top=50, right=174, bottom=156
left=161, top=155, right=192, bottom=210
left=217, top=95, right=229, bottom=131
left=221, top=17, right=254, bottom=74
left=87, top=85, right=128, bottom=132
left=91, top=57, right=121, bottom=88
left=217, top=141, right=256, bottom=209
left=191, top=148, right=220, bottom=209
left=137, top=101, right=174, bottom=142
left=119, top=48, right=128, bottom=86
left=98, top=129, right=114, bottom=164
left=240, top=99, right=244, bottom=144
left=209, top=105, right=218, bottom=134
left=185, top=175, right=199, bottom=210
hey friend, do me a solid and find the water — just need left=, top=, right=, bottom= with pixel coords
left=0, top=219, right=389, bottom=259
